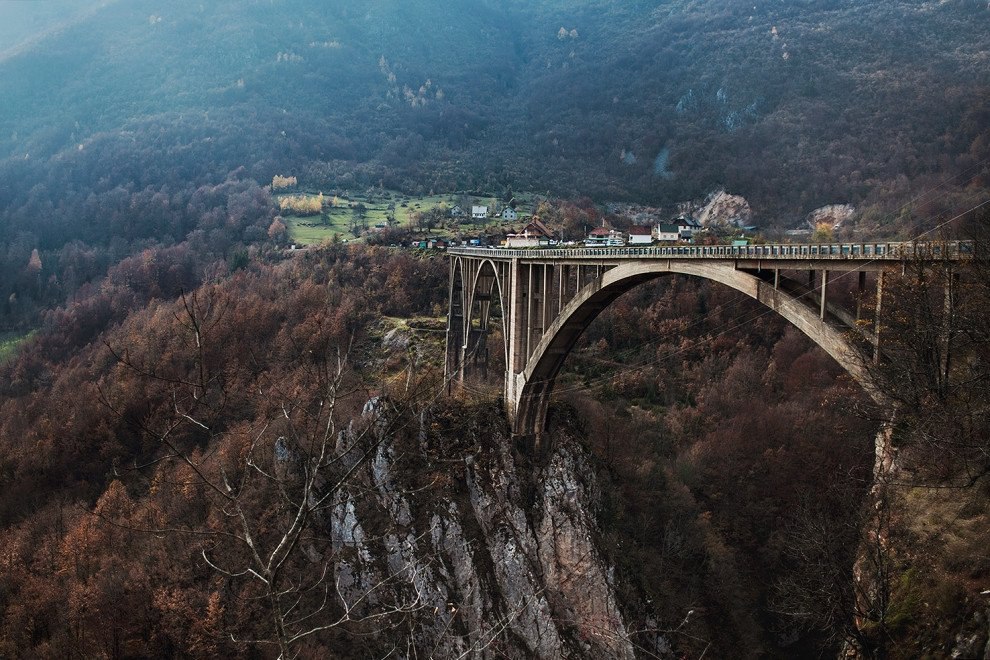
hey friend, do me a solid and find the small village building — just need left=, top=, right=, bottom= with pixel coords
left=472, top=205, right=489, bottom=220
left=501, top=207, right=518, bottom=221
left=450, top=205, right=464, bottom=217
left=674, top=214, right=702, bottom=240
left=656, top=223, right=680, bottom=242
left=586, top=226, right=625, bottom=247
left=627, top=225, right=653, bottom=245
left=506, top=218, right=554, bottom=248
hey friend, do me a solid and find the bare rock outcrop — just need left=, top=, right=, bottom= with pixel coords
left=697, top=190, right=752, bottom=227
left=807, top=204, right=856, bottom=229
left=318, top=401, right=638, bottom=658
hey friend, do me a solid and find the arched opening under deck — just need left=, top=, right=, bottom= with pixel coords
left=510, top=261, right=885, bottom=438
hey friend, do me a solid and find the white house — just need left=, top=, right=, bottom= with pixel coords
left=628, top=225, right=653, bottom=245
left=656, top=223, right=679, bottom=242
left=472, top=205, right=489, bottom=220
left=501, top=207, right=518, bottom=221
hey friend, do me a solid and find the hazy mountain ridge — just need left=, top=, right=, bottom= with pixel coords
left=0, top=0, right=987, bottom=220
left=0, top=0, right=116, bottom=55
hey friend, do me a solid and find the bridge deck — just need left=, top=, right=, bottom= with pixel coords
left=448, top=240, right=973, bottom=263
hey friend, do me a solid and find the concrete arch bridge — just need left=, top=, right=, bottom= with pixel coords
left=445, top=241, right=974, bottom=439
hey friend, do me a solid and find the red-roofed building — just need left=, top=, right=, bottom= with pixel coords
left=506, top=218, right=554, bottom=247
left=586, top=225, right=624, bottom=246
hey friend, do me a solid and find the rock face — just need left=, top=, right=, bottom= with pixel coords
left=319, top=403, right=639, bottom=658
left=949, top=607, right=990, bottom=659
left=697, top=190, right=752, bottom=227
left=806, top=204, right=856, bottom=229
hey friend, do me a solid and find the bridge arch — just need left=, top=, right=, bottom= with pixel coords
left=444, top=257, right=467, bottom=382
left=446, top=256, right=511, bottom=385
left=464, top=259, right=508, bottom=380
left=510, top=260, right=885, bottom=437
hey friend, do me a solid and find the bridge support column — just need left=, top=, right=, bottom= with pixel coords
left=820, top=270, right=830, bottom=320
left=445, top=259, right=466, bottom=391
left=505, top=259, right=528, bottom=426
left=542, top=265, right=557, bottom=345
left=856, top=271, right=867, bottom=321
left=940, top=271, right=958, bottom=390
left=525, top=264, right=533, bottom=360
left=874, top=271, right=885, bottom=363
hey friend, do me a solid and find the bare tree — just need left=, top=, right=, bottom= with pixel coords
left=865, top=236, right=990, bottom=485
left=769, top=479, right=896, bottom=658
left=102, top=290, right=428, bottom=658
left=349, top=203, right=369, bottom=237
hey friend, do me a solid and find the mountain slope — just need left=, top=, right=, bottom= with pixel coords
left=1, top=0, right=987, bottom=220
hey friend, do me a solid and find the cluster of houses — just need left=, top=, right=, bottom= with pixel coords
left=505, top=214, right=702, bottom=248
left=393, top=211, right=704, bottom=251
left=450, top=205, right=519, bottom=221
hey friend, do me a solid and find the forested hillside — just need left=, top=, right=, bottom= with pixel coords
left=2, top=0, right=988, bottom=334
left=3, top=237, right=986, bottom=657
left=2, top=0, right=988, bottom=211
left=0, top=244, right=876, bottom=657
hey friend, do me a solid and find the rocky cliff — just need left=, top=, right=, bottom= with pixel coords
left=322, top=399, right=648, bottom=658
left=696, top=190, right=753, bottom=228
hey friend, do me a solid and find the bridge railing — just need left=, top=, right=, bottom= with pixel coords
left=447, top=240, right=975, bottom=261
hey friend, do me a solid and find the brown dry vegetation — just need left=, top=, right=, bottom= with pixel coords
left=0, top=232, right=988, bottom=657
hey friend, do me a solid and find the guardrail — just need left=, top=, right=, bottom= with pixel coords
left=448, top=240, right=975, bottom=261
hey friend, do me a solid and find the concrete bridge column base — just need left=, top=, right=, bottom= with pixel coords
left=507, top=374, right=553, bottom=439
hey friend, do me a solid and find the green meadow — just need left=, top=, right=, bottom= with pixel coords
left=278, top=190, right=538, bottom=246
left=0, top=330, right=36, bottom=364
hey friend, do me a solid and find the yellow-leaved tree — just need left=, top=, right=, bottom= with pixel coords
left=271, top=175, right=297, bottom=190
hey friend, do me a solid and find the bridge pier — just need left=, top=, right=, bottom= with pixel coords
left=856, top=271, right=867, bottom=321
left=939, top=270, right=959, bottom=392
left=444, top=258, right=464, bottom=391
left=874, top=271, right=885, bottom=364
left=820, top=269, right=829, bottom=320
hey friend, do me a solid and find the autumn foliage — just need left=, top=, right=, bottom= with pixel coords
left=0, top=245, right=446, bottom=656
left=277, top=192, right=324, bottom=215
left=1, top=234, right=987, bottom=657
left=271, top=174, right=298, bottom=190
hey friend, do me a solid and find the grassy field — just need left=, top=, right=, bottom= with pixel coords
left=278, top=190, right=539, bottom=246
left=284, top=215, right=349, bottom=245
left=0, top=330, right=35, bottom=364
